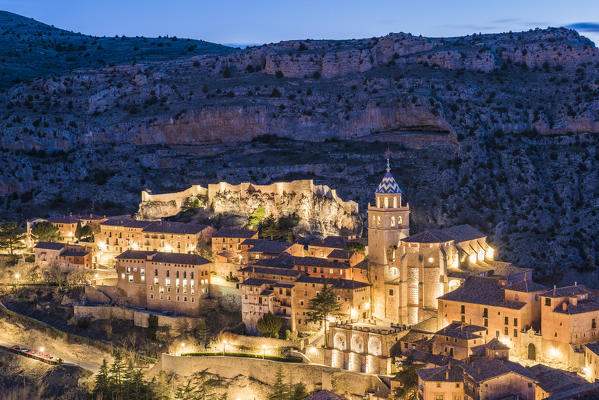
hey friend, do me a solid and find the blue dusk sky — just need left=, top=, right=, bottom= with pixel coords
left=1, top=0, right=598, bottom=46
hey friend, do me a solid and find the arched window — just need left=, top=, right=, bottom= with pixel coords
left=397, top=216, right=402, bottom=225
left=393, top=197, right=397, bottom=208
left=377, top=216, right=381, bottom=226
left=391, top=216, right=395, bottom=227
left=384, top=197, right=389, bottom=208
left=376, top=198, right=380, bottom=208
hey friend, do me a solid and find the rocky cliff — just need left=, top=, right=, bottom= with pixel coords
left=138, top=180, right=361, bottom=236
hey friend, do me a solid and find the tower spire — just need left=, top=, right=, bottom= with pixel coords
left=385, top=148, right=391, bottom=172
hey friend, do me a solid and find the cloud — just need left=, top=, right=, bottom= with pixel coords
left=492, top=18, right=519, bottom=24
left=565, top=22, right=599, bottom=32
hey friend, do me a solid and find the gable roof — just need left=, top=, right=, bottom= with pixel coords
left=506, top=280, right=548, bottom=293
left=240, top=266, right=302, bottom=278
left=241, top=278, right=275, bottom=287
left=143, top=221, right=210, bottom=235
left=242, top=239, right=293, bottom=254
left=541, top=284, right=590, bottom=298
left=115, top=250, right=210, bottom=266
left=213, top=227, right=258, bottom=239
left=327, top=249, right=355, bottom=260
left=402, top=230, right=453, bottom=244
left=462, top=358, right=537, bottom=383
left=438, top=276, right=526, bottom=309
left=47, top=215, right=79, bottom=224
left=34, top=242, right=66, bottom=251
left=527, top=364, right=586, bottom=393
left=440, top=224, right=486, bottom=242
left=435, top=322, right=486, bottom=340
left=101, top=218, right=153, bottom=229
left=417, top=363, right=463, bottom=382
left=308, top=236, right=347, bottom=249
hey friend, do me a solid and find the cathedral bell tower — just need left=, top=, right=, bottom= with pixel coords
left=367, top=156, right=410, bottom=265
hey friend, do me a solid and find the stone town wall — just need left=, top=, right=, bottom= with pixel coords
left=73, top=305, right=205, bottom=329
left=160, top=353, right=390, bottom=399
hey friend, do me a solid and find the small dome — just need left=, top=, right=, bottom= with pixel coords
left=376, top=171, right=402, bottom=194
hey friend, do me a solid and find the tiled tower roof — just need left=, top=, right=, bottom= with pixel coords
left=375, top=157, right=402, bottom=194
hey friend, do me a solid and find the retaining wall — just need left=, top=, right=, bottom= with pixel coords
left=74, top=305, right=205, bottom=329
left=160, top=353, right=390, bottom=398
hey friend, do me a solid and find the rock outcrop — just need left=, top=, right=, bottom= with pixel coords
left=138, top=180, right=361, bottom=236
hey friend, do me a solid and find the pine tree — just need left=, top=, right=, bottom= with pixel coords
left=174, top=377, right=196, bottom=400
left=109, top=351, right=126, bottom=398
left=122, top=360, right=136, bottom=399
left=290, top=382, right=308, bottom=400
left=153, top=371, right=173, bottom=400
left=307, top=281, right=343, bottom=346
left=92, top=359, right=110, bottom=399
left=268, top=367, right=288, bottom=400
left=75, top=221, right=83, bottom=240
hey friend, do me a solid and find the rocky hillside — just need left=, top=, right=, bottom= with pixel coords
left=0, top=14, right=598, bottom=282
left=0, top=11, right=235, bottom=89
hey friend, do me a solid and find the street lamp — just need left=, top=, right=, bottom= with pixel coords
left=39, top=347, right=45, bottom=353
left=223, top=340, right=227, bottom=356
left=262, top=345, right=266, bottom=359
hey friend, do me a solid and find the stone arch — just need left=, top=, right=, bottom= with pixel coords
left=351, top=335, right=364, bottom=353
left=368, top=336, right=382, bottom=356
left=334, top=333, right=347, bottom=351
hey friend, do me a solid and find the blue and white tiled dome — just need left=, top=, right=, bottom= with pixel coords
left=375, top=158, right=402, bottom=194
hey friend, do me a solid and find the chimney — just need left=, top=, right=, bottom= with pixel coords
left=575, top=281, right=577, bottom=287
left=445, top=370, right=449, bottom=380
left=562, top=302, right=567, bottom=311
left=553, top=285, right=556, bottom=296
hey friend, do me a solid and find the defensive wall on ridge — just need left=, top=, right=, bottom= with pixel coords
left=137, top=180, right=360, bottom=236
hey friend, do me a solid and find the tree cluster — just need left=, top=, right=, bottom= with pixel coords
left=259, top=214, right=299, bottom=242
left=257, top=312, right=283, bottom=338
left=268, top=367, right=308, bottom=400
left=31, top=221, right=61, bottom=242
left=93, top=352, right=154, bottom=400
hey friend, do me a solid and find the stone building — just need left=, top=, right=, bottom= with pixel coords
left=115, top=250, right=212, bottom=316
left=43, top=214, right=107, bottom=243
left=96, top=218, right=214, bottom=264
left=212, top=228, right=258, bottom=258
left=437, top=276, right=599, bottom=373
left=416, top=351, right=586, bottom=400
left=431, top=322, right=488, bottom=360
left=239, top=250, right=372, bottom=333
left=34, top=242, right=92, bottom=270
